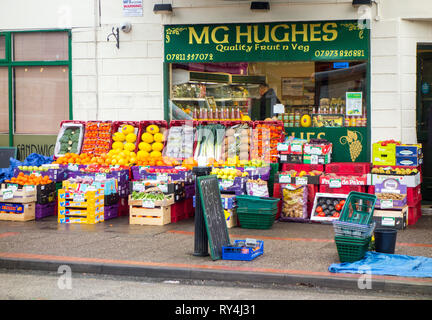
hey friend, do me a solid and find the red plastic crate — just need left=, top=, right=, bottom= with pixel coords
left=408, top=200, right=422, bottom=225
left=281, top=163, right=325, bottom=173
left=118, top=196, right=129, bottom=217
left=273, top=183, right=317, bottom=220
left=325, top=162, right=370, bottom=176
left=171, top=200, right=186, bottom=223
left=184, top=197, right=194, bottom=218
left=319, top=184, right=366, bottom=194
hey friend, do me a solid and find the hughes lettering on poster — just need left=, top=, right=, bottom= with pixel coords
left=188, top=23, right=338, bottom=44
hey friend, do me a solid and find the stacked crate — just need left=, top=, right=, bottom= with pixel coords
left=0, top=185, right=37, bottom=221
left=58, top=189, right=104, bottom=224
left=128, top=193, right=174, bottom=226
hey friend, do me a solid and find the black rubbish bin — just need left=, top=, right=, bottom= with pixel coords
left=374, top=228, right=397, bottom=254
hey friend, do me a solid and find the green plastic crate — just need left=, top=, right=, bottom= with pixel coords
left=339, top=192, right=377, bottom=225
left=236, top=195, right=280, bottom=210
left=236, top=208, right=277, bottom=229
left=334, top=235, right=371, bottom=263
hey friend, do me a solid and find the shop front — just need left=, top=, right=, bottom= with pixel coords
left=164, top=20, right=370, bottom=163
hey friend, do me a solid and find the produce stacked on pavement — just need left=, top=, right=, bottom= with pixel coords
left=0, top=118, right=424, bottom=230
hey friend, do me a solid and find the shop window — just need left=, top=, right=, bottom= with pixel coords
left=0, top=67, right=8, bottom=133
left=169, top=61, right=367, bottom=127
left=13, top=32, right=68, bottom=61
left=14, top=66, right=69, bottom=134
left=0, top=36, right=5, bottom=60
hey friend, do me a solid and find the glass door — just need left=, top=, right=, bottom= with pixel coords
left=417, top=45, right=432, bottom=200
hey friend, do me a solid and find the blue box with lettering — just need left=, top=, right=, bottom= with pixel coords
left=396, top=156, right=422, bottom=167
left=395, top=144, right=422, bottom=157
left=222, top=240, right=264, bottom=261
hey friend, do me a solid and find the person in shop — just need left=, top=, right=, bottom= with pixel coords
left=258, top=83, right=281, bottom=120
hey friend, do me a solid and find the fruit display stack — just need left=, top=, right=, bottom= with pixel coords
left=164, top=122, right=194, bottom=161
left=137, top=122, right=167, bottom=165
left=224, top=123, right=251, bottom=165
left=81, top=121, right=112, bottom=156
left=250, top=121, right=284, bottom=164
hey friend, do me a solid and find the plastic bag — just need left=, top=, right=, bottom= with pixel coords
left=281, top=184, right=308, bottom=219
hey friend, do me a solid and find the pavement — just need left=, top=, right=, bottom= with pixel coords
left=0, top=212, right=432, bottom=296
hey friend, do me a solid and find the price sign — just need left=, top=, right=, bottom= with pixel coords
left=2, top=189, right=14, bottom=200
left=142, top=200, right=155, bottom=208
left=68, top=164, right=79, bottom=171
left=95, top=173, right=106, bottom=181
left=295, top=177, right=308, bottom=185
left=7, top=184, right=18, bottom=192
left=24, top=185, right=35, bottom=192
left=381, top=217, right=395, bottom=226
left=157, top=174, right=169, bottom=182
left=157, top=184, right=168, bottom=193
left=310, top=155, right=319, bottom=164
left=381, top=199, right=394, bottom=209
left=220, top=179, right=234, bottom=189
left=278, top=175, right=291, bottom=183
left=133, top=182, right=146, bottom=192
left=73, top=193, right=85, bottom=202
left=329, top=179, right=342, bottom=188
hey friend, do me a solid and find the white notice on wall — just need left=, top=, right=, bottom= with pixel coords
left=273, top=104, right=285, bottom=114
left=123, top=0, right=143, bottom=17
left=346, top=92, right=363, bottom=116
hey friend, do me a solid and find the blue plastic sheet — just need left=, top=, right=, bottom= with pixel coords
left=329, top=251, right=432, bottom=278
left=0, top=153, right=53, bottom=184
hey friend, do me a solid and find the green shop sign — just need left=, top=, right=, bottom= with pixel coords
left=164, top=20, right=369, bottom=63
left=287, top=127, right=369, bottom=163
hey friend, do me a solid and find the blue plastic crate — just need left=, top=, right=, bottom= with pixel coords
left=222, top=240, right=264, bottom=261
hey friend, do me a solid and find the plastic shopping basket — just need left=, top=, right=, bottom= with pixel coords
left=333, top=220, right=376, bottom=239
left=339, top=192, right=377, bottom=225
left=235, top=195, right=280, bottom=210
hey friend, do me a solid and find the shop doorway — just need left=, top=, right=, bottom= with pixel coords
left=417, top=44, right=432, bottom=200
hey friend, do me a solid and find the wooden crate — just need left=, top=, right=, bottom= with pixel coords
left=0, top=184, right=36, bottom=203
left=128, top=193, right=174, bottom=208
left=129, top=205, right=171, bottom=226
left=0, top=202, right=36, bottom=221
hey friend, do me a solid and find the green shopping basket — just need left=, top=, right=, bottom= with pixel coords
left=235, top=195, right=280, bottom=210
left=339, top=192, right=377, bottom=225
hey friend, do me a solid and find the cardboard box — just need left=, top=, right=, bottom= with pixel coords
left=395, top=144, right=422, bottom=157
left=373, top=206, right=407, bottom=230
left=303, top=154, right=331, bottom=165
left=221, top=194, right=236, bottom=209
left=368, top=173, right=421, bottom=188
left=372, top=143, right=396, bottom=166
left=396, top=156, right=423, bottom=167
left=304, top=143, right=332, bottom=156
left=280, top=153, right=303, bottom=164
left=374, top=178, right=407, bottom=209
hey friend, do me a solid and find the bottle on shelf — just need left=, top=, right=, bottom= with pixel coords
left=193, top=107, right=198, bottom=121
left=235, top=107, right=241, bottom=121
